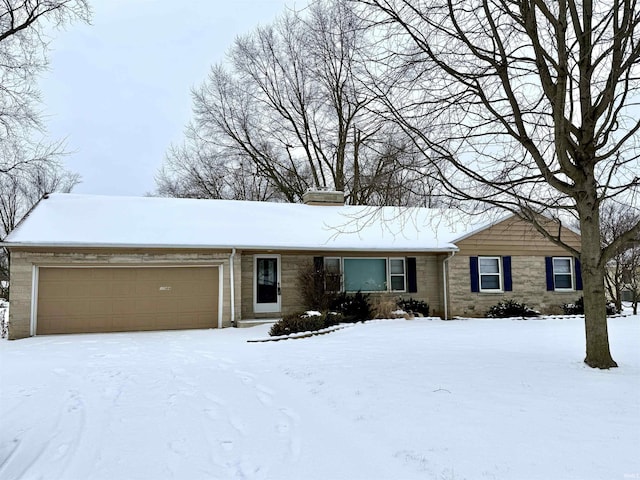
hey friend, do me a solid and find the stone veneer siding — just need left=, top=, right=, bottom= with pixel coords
left=241, top=252, right=446, bottom=319
left=8, top=248, right=240, bottom=339
left=447, top=255, right=581, bottom=317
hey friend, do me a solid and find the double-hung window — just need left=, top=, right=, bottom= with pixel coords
left=389, top=258, right=406, bottom=292
left=470, top=256, right=512, bottom=293
left=324, top=257, right=342, bottom=292
left=552, top=257, right=574, bottom=290
left=479, top=256, right=502, bottom=292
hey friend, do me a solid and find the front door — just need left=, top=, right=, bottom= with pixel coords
left=254, top=255, right=281, bottom=313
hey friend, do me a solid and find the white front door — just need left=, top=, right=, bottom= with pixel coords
left=254, top=255, right=281, bottom=313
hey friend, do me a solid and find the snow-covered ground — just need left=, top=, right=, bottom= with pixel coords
left=1, top=315, right=638, bottom=480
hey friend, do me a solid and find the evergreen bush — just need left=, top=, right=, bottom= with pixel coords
left=562, top=297, right=617, bottom=315
left=269, top=311, right=341, bottom=337
left=330, top=291, right=372, bottom=323
left=486, top=299, right=539, bottom=318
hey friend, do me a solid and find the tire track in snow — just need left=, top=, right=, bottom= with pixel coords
left=0, top=388, right=86, bottom=480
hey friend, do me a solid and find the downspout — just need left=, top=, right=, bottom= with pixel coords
left=443, top=251, right=456, bottom=320
left=229, top=248, right=236, bottom=326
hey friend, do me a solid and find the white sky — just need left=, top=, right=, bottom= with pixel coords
left=39, top=0, right=306, bottom=196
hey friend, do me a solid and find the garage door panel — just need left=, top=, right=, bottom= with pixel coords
left=112, top=298, right=137, bottom=314
left=111, top=281, right=137, bottom=297
left=88, top=282, right=113, bottom=298
left=89, top=298, right=114, bottom=315
left=37, top=266, right=219, bottom=335
left=38, top=281, right=68, bottom=298
left=89, top=269, right=115, bottom=281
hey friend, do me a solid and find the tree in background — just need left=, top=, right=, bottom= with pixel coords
left=601, top=202, right=640, bottom=314
left=157, top=0, right=440, bottom=206
left=356, top=0, right=640, bottom=368
left=0, top=167, right=79, bottom=298
left=0, top=0, right=90, bottom=298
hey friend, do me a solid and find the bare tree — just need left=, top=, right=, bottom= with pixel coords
left=601, top=202, right=640, bottom=314
left=621, top=247, right=640, bottom=315
left=155, top=141, right=283, bottom=201
left=157, top=0, right=434, bottom=206
left=356, top=0, right=640, bottom=368
left=0, top=164, right=79, bottom=298
left=0, top=0, right=90, bottom=298
left=1, top=1, right=90, bottom=169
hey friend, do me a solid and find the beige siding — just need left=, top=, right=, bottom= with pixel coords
left=240, top=251, right=445, bottom=319
left=8, top=248, right=235, bottom=339
left=455, top=216, right=581, bottom=256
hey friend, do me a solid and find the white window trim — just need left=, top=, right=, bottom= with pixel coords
left=340, top=257, right=407, bottom=293
left=389, top=257, right=407, bottom=293
left=479, top=256, right=503, bottom=293
left=553, top=256, right=575, bottom=291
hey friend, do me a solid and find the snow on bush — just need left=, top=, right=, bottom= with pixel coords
left=486, top=299, right=539, bottom=318
left=269, top=311, right=341, bottom=337
left=563, top=296, right=617, bottom=315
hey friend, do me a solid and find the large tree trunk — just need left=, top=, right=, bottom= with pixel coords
left=580, top=217, right=618, bottom=369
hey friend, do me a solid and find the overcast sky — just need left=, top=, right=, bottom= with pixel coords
left=40, top=0, right=306, bottom=197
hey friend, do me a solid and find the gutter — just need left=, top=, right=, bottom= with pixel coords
left=229, top=248, right=236, bottom=326
left=0, top=241, right=459, bottom=253
left=442, top=251, right=456, bottom=320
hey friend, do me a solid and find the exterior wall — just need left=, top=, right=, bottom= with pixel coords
left=241, top=251, right=446, bottom=319
left=8, top=248, right=236, bottom=339
left=448, top=255, right=581, bottom=317
left=454, top=215, right=581, bottom=255
left=448, top=217, right=582, bottom=317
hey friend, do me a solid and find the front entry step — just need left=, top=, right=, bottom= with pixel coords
left=236, top=318, right=281, bottom=328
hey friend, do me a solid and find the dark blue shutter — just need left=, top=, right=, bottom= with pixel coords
left=313, top=256, right=324, bottom=293
left=407, top=257, right=418, bottom=293
left=502, top=256, right=512, bottom=291
left=545, top=257, right=554, bottom=291
left=470, top=256, right=479, bottom=292
left=575, top=257, right=583, bottom=291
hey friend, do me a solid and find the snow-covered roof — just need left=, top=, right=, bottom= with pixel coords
left=2, top=193, right=498, bottom=252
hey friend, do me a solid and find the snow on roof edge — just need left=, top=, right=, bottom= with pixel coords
left=0, top=240, right=459, bottom=252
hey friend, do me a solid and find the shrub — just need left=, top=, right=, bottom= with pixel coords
left=297, top=262, right=339, bottom=312
left=0, top=301, right=7, bottom=339
left=562, top=297, right=617, bottom=315
left=486, top=299, right=539, bottom=318
left=372, top=298, right=408, bottom=319
left=397, top=297, right=430, bottom=317
left=269, top=311, right=340, bottom=337
left=330, top=291, right=372, bottom=323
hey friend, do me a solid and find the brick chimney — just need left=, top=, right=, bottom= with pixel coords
left=302, top=188, right=345, bottom=206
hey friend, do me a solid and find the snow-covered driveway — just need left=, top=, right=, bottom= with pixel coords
left=1, top=317, right=639, bottom=480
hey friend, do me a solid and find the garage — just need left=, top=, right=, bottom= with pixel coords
left=36, top=266, right=219, bottom=335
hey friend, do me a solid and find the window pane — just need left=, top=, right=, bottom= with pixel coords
left=325, top=258, right=340, bottom=274
left=391, top=276, right=405, bottom=291
left=326, top=274, right=341, bottom=292
left=390, top=259, right=405, bottom=275
left=553, top=258, right=571, bottom=274
left=344, top=258, right=387, bottom=292
left=480, top=275, right=500, bottom=290
left=479, top=258, right=499, bottom=273
left=555, top=274, right=572, bottom=289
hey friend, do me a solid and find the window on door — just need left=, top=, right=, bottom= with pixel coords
left=255, top=255, right=281, bottom=313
